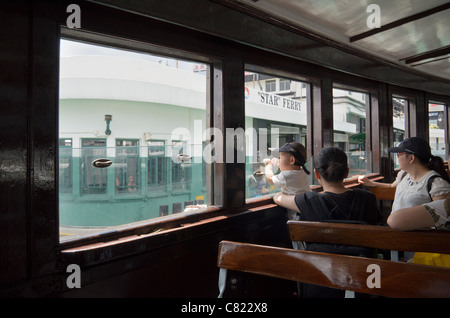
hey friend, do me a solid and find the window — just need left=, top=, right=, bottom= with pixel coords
left=148, top=140, right=168, bottom=194
left=392, top=97, right=406, bottom=169
left=81, top=139, right=107, bottom=194
left=59, top=37, right=212, bottom=241
left=428, top=102, right=446, bottom=159
left=333, top=88, right=371, bottom=177
left=171, top=140, right=191, bottom=192
left=244, top=69, right=309, bottom=201
left=265, top=79, right=276, bottom=92
left=279, top=79, right=291, bottom=91
left=59, top=138, right=73, bottom=193
left=115, top=139, right=139, bottom=194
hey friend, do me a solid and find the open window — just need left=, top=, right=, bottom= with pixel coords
left=244, top=68, right=310, bottom=200
left=428, top=102, right=447, bottom=160
left=332, top=87, right=371, bottom=177
left=59, top=34, right=217, bottom=242
left=392, top=96, right=407, bottom=169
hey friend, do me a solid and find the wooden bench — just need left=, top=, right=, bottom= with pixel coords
left=217, top=240, right=450, bottom=298
left=288, top=220, right=450, bottom=261
left=369, top=186, right=396, bottom=201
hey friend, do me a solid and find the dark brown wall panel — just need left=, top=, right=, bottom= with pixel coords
left=0, top=1, right=30, bottom=288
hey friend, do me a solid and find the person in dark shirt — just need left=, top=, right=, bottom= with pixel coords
left=274, top=146, right=380, bottom=225
left=273, top=146, right=381, bottom=298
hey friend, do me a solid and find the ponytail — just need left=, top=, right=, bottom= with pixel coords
left=314, top=147, right=348, bottom=182
left=428, top=155, right=450, bottom=183
left=417, top=154, right=450, bottom=183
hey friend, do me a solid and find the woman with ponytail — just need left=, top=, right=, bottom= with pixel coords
left=358, top=136, right=450, bottom=213
left=379, top=139, right=450, bottom=266
left=273, top=146, right=381, bottom=298
left=274, top=146, right=380, bottom=225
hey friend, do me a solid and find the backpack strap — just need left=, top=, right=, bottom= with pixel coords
left=321, top=190, right=365, bottom=221
left=400, top=171, right=442, bottom=200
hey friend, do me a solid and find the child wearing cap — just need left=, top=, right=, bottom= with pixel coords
left=264, top=142, right=311, bottom=220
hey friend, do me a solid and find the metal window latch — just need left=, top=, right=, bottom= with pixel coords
left=177, top=154, right=192, bottom=162
left=253, top=170, right=265, bottom=177
left=92, top=158, right=112, bottom=168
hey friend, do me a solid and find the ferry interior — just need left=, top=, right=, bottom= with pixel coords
left=1, top=0, right=450, bottom=300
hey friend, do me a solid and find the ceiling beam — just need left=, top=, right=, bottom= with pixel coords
left=402, top=45, right=450, bottom=64
left=410, top=56, right=449, bottom=67
left=350, top=3, right=450, bottom=42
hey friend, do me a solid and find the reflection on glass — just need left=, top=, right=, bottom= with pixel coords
left=59, top=39, right=210, bottom=242
left=244, top=71, right=309, bottom=200
left=332, top=88, right=371, bottom=177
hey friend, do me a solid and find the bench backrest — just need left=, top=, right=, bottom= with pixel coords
left=369, top=186, right=396, bottom=201
left=217, top=240, right=450, bottom=298
left=288, top=220, right=450, bottom=254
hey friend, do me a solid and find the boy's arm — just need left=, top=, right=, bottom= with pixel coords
left=264, top=159, right=274, bottom=184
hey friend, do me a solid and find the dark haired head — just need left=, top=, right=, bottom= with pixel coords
left=314, top=147, right=349, bottom=182
left=416, top=154, right=450, bottom=183
left=390, top=137, right=450, bottom=183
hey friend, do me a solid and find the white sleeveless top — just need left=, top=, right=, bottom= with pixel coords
left=391, top=170, right=450, bottom=213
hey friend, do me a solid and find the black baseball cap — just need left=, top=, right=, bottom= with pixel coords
left=387, top=137, right=431, bottom=159
left=270, top=142, right=310, bottom=174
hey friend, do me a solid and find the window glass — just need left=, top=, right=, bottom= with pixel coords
left=392, top=97, right=406, bottom=169
left=333, top=88, right=371, bottom=177
left=279, top=79, right=291, bottom=91
left=428, top=102, right=446, bottom=160
left=265, top=79, right=276, bottom=92
left=81, top=138, right=107, bottom=194
left=115, top=139, right=139, bottom=193
left=59, top=138, right=73, bottom=193
left=59, top=38, right=211, bottom=242
left=244, top=70, right=309, bottom=201
left=171, top=140, right=191, bottom=192
left=147, top=140, right=168, bottom=195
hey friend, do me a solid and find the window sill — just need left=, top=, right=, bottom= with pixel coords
left=59, top=174, right=383, bottom=266
left=59, top=198, right=281, bottom=266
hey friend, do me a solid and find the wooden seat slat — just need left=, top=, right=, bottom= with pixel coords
left=288, top=221, right=450, bottom=254
left=217, top=240, right=450, bottom=298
